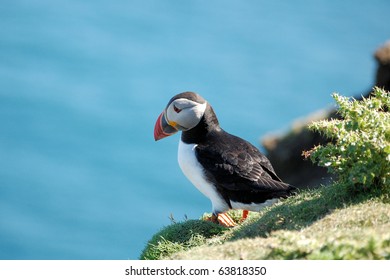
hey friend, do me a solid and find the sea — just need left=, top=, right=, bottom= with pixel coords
left=0, top=0, right=388, bottom=259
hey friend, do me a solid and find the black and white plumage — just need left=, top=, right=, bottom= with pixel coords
left=154, top=92, right=295, bottom=225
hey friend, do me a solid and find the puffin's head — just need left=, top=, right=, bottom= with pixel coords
left=154, top=92, right=207, bottom=141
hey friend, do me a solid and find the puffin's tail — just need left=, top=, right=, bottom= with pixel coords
left=280, top=183, right=297, bottom=198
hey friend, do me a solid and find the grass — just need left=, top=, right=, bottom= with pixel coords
left=140, top=184, right=390, bottom=260
left=139, top=219, right=227, bottom=260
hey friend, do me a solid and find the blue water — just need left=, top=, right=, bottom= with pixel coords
left=0, top=0, right=388, bottom=259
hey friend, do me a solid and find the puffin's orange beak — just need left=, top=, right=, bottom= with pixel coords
left=154, top=111, right=178, bottom=141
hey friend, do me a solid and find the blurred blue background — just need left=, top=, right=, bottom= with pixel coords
left=0, top=0, right=388, bottom=259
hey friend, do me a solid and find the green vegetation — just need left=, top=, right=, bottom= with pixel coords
left=141, top=88, right=390, bottom=260
left=307, top=87, right=390, bottom=192
left=141, top=187, right=390, bottom=259
left=140, top=219, right=227, bottom=260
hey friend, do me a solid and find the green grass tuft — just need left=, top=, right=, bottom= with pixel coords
left=139, top=219, right=227, bottom=260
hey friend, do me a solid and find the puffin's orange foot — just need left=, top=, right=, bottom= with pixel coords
left=240, top=210, right=249, bottom=223
left=213, top=213, right=237, bottom=227
left=217, top=213, right=237, bottom=227
left=204, top=213, right=236, bottom=227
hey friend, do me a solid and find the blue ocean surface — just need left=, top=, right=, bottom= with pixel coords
left=0, top=0, right=388, bottom=259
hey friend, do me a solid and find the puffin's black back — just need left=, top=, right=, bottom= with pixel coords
left=196, top=129, right=295, bottom=206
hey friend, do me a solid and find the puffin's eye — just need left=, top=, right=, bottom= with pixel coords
left=173, top=104, right=182, bottom=113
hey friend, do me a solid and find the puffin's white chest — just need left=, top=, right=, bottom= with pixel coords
left=178, top=140, right=229, bottom=213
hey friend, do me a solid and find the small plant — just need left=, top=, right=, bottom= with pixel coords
left=305, top=87, right=390, bottom=193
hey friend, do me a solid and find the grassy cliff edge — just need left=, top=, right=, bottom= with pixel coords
left=140, top=186, right=390, bottom=260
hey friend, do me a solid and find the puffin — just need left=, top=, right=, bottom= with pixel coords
left=154, top=92, right=295, bottom=227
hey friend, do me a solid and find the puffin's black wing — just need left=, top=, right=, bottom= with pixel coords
left=195, top=130, right=295, bottom=204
